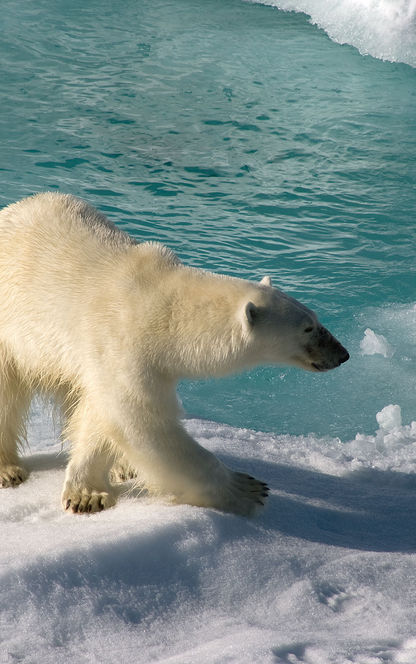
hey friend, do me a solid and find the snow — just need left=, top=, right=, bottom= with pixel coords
left=2, top=404, right=416, bottom=664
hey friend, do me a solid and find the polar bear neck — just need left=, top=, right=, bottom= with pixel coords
left=168, top=269, right=253, bottom=377
left=128, top=247, right=257, bottom=379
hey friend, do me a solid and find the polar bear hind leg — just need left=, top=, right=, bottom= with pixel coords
left=62, top=440, right=117, bottom=513
left=61, top=398, right=117, bottom=513
left=0, top=355, right=31, bottom=487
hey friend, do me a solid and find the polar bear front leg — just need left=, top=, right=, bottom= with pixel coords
left=132, top=422, right=269, bottom=517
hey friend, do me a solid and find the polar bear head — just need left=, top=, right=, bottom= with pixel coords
left=241, top=276, right=349, bottom=373
left=148, top=261, right=349, bottom=378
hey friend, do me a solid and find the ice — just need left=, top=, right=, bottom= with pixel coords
left=2, top=404, right=416, bottom=663
left=251, top=0, right=416, bottom=67
left=360, top=328, right=393, bottom=358
left=376, top=404, right=402, bottom=431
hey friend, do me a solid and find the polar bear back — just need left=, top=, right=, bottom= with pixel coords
left=0, top=192, right=133, bottom=249
left=0, top=193, right=193, bottom=390
left=0, top=193, right=146, bottom=386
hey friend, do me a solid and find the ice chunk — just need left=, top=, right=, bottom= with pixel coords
left=360, top=328, right=393, bottom=358
left=376, top=404, right=402, bottom=432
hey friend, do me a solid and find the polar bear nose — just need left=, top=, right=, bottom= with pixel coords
left=332, top=339, right=349, bottom=367
left=339, top=349, right=350, bottom=365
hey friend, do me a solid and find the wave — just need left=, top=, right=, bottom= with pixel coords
left=250, top=0, right=416, bottom=67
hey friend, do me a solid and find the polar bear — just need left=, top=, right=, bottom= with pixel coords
left=0, top=193, right=349, bottom=515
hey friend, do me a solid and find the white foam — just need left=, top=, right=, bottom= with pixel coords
left=250, top=0, right=416, bottom=67
left=360, top=327, right=393, bottom=358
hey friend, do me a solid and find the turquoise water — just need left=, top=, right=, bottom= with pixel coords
left=1, top=0, right=415, bottom=438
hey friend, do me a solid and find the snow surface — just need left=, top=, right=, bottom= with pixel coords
left=2, top=402, right=416, bottom=664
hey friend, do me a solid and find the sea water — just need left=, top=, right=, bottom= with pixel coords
left=1, top=0, right=415, bottom=439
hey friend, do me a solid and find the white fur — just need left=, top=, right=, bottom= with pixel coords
left=0, top=193, right=348, bottom=515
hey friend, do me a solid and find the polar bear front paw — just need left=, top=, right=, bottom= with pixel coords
left=172, top=468, right=268, bottom=516
left=224, top=471, right=269, bottom=516
left=62, top=488, right=116, bottom=514
left=0, top=464, right=28, bottom=488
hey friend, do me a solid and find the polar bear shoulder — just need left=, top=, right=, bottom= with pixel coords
left=0, top=192, right=134, bottom=249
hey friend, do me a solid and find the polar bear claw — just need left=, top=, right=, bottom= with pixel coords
left=225, top=471, right=269, bottom=514
left=63, top=489, right=116, bottom=514
left=110, top=461, right=138, bottom=483
left=0, top=464, right=28, bottom=488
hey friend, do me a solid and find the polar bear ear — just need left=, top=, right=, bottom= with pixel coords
left=245, top=301, right=258, bottom=325
left=260, top=276, right=272, bottom=287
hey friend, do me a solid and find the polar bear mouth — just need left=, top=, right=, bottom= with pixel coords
left=311, top=362, right=327, bottom=372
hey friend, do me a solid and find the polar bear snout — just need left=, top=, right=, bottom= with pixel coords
left=310, top=349, right=350, bottom=372
left=306, top=325, right=349, bottom=372
left=337, top=347, right=350, bottom=365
